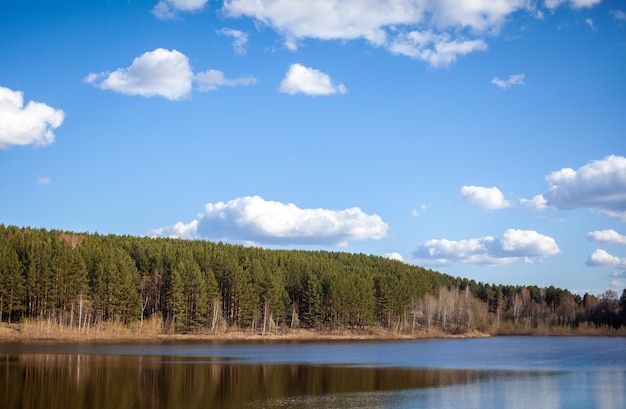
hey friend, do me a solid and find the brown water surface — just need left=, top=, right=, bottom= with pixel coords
left=1, top=353, right=486, bottom=409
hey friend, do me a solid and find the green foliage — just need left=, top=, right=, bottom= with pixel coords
left=0, top=224, right=624, bottom=334
left=0, top=236, right=25, bottom=323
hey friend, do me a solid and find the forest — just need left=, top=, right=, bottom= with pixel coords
left=1, top=224, right=625, bottom=336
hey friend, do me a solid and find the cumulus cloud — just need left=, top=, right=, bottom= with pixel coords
left=195, top=70, right=257, bottom=91
left=384, top=252, right=405, bottom=262
left=431, top=0, right=529, bottom=30
left=541, top=155, right=626, bottom=220
left=413, top=228, right=560, bottom=266
left=587, top=229, right=626, bottom=245
left=491, top=73, right=525, bottom=89
left=585, top=241, right=626, bottom=281
left=151, top=196, right=388, bottom=247
left=279, top=64, right=347, bottom=96
left=221, top=0, right=601, bottom=68
left=461, top=186, right=513, bottom=210
left=586, top=249, right=626, bottom=268
left=0, top=86, right=65, bottom=149
left=223, top=0, right=425, bottom=49
left=85, top=48, right=193, bottom=100
left=521, top=156, right=626, bottom=219
left=217, top=28, right=249, bottom=54
left=152, top=0, right=208, bottom=19
left=415, top=236, right=508, bottom=266
left=499, top=229, right=560, bottom=256
left=519, top=194, right=548, bottom=211
left=85, top=48, right=256, bottom=99
left=222, top=0, right=536, bottom=67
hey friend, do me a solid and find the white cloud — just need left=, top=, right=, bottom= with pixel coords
left=85, top=48, right=193, bottom=100
left=384, top=252, right=405, bottom=262
left=415, top=236, right=509, bottom=266
left=542, top=155, right=626, bottom=220
left=194, top=70, right=257, bottom=91
left=491, top=73, right=525, bottom=89
left=389, top=30, right=488, bottom=67
left=223, top=0, right=426, bottom=49
left=151, top=196, right=388, bottom=246
left=413, top=228, right=560, bottom=266
left=221, top=0, right=606, bottom=67
left=222, top=0, right=527, bottom=42
left=545, top=0, right=601, bottom=10
left=499, top=229, right=560, bottom=257
left=519, top=194, right=548, bottom=211
left=279, top=64, right=347, bottom=96
left=152, top=0, right=208, bottom=19
left=430, top=0, right=529, bottom=31
left=461, top=186, right=513, bottom=210
left=587, top=229, right=626, bottom=245
left=86, top=48, right=255, bottom=99
left=153, top=220, right=199, bottom=239
left=586, top=249, right=626, bottom=268
left=217, top=28, right=249, bottom=54
left=223, top=0, right=532, bottom=67
left=612, top=10, right=626, bottom=22
left=37, top=177, right=51, bottom=185
left=0, top=86, right=65, bottom=149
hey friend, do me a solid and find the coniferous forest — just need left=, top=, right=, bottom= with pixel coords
left=1, top=225, right=625, bottom=336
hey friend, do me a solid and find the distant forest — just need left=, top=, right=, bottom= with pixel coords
left=1, top=225, right=625, bottom=335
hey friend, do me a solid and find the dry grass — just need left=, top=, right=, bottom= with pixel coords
left=492, top=321, right=626, bottom=337
left=0, top=318, right=164, bottom=342
left=1, top=320, right=492, bottom=343
left=0, top=324, right=21, bottom=340
left=2, top=319, right=623, bottom=343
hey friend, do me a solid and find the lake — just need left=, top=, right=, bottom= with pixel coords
left=1, top=336, right=625, bottom=408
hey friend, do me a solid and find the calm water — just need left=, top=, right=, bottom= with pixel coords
left=1, top=337, right=625, bottom=408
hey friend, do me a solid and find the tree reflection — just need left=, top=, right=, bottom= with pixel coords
left=1, top=354, right=488, bottom=409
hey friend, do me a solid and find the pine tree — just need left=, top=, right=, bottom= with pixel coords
left=0, top=241, right=24, bottom=323
left=165, top=262, right=184, bottom=331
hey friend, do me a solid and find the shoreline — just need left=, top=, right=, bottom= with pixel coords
left=0, top=322, right=489, bottom=343
left=2, top=320, right=623, bottom=343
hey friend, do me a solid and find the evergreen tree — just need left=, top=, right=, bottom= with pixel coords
left=165, top=262, right=185, bottom=331
left=0, top=225, right=624, bottom=335
left=300, top=269, right=322, bottom=327
left=180, top=255, right=209, bottom=329
left=0, top=240, right=24, bottom=323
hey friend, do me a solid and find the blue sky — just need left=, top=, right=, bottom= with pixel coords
left=1, top=0, right=625, bottom=295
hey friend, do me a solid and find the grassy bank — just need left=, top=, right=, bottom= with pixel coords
left=0, top=319, right=494, bottom=342
left=2, top=319, right=624, bottom=343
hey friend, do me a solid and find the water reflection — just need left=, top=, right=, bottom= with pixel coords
left=1, top=354, right=490, bottom=409
left=2, top=351, right=624, bottom=409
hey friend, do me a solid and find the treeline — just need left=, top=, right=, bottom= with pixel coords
left=0, top=225, right=624, bottom=335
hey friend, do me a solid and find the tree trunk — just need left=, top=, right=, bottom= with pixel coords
left=291, top=302, right=298, bottom=329
left=211, top=299, right=220, bottom=332
left=262, top=299, right=269, bottom=335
